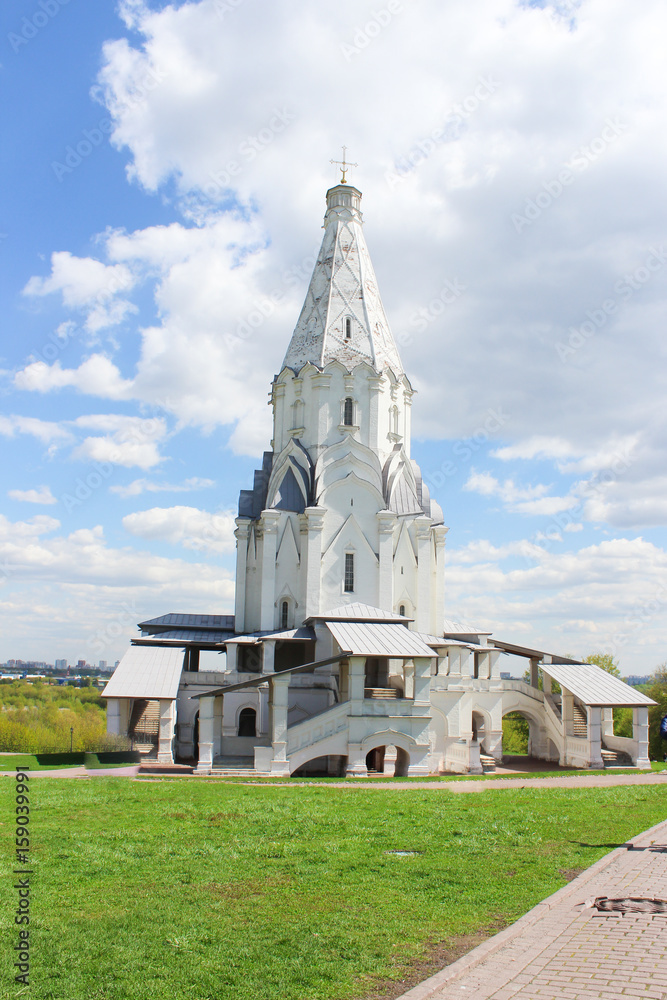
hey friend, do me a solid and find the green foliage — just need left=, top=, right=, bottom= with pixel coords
left=502, top=712, right=529, bottom=754
left=643, top=662, right=667, bottom=761
left=584, top=652, right=621, bottom=677
left=0, top=781, right=663, bottom=999
left=0, top=680, right=124, bottom=753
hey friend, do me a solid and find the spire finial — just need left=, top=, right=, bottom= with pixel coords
left=330, top=145, right=358, bottom=185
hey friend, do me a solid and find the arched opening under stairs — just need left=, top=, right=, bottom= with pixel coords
left=238, top=708, right=257, bottom=738
left=364, top=744, right=410, bottom=777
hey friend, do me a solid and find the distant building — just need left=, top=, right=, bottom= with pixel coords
left=98, top=660, right=107, bottom=670
left=55, top=659, right=67, bottom=671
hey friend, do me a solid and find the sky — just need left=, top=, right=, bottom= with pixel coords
left=1, top=0, right=666, bottom=673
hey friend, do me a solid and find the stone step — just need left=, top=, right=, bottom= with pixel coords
left=601, top=747, right=633, bottom=768
left=479, top=753, right=496, bottom=773
left=208, top=768, right=262, bottom=777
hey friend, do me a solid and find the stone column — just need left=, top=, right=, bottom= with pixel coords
left=413, top=657, right=432, bottom=707
left=433, top=525, right=448, bottom=635
left=311, top=373, right=332, bottom=448
left=562, top=689, right=574, bottom=738
left=415, top=518, right=433, bottom=633
left=271, top=380, right=286, bottom=453
left=234, top=518, right=251, bottom=634
left=303, top=506, right=326, bottom=619
left=402, top=388, right=413, bottom=458
left=196, top=695, right=215, bottom=772
left=368, top=375, right=384, bottom=452
left=157, top=699, right=176, bottom=764
left=347, top=656, right=366, bottom=713
left=269, top=674, right=291, bottom=775
left=262, top=641, right=275, bottom=674
left=106, top=698, right=129, bottom=736
left=588, top=706, right=603, bottom=768
left=258, top=510, right=281, bottom=630
left=377, top=510, right=397, bottom=611
left=632, top=706, right=651, bottom=768
left=529, top=657, right=540, bottom=689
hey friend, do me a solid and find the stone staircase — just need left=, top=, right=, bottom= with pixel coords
left=573, top=704, right=588, bottom=737
left=129, top=699, right=160, bottom=759
left=600, top=744, right=633, bottom=768
left=209, top=755, right=261, bottom=777
left=480, top=753, right=496, bottom=773
left=364, top=687, right=399, bottom=699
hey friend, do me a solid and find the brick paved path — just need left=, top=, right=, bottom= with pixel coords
left=398, top=818, right=667, bottom=1000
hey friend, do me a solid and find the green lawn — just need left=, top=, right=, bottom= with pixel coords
left=0, top=780, right=664, bottom=1000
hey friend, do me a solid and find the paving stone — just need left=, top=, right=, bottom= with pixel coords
left=397, top=818, right=667, bottom=1000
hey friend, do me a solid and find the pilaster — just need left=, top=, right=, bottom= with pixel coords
left=269, top=674, right=291, bottom=775
left=258, top=509, right=281, bottom=630
left=196, top=696, right=215, bottom=772
left=302, top=506, right=326, bottom=619
left=377, top=510, right=397, bottom=611
left=234, top=518, right=251, bottom=634
left=157, top=699, right=175, bottom=764
left=415, top=518, right=433, bottom=633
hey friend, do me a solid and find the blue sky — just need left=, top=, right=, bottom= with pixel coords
left=1, top=0, right=666, bottom=672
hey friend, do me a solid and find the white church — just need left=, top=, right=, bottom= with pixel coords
left=104, top=174, right=654, bottom=776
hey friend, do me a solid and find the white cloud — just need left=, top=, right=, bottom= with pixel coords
left=8, top=486, right=57, bottom=506
left=110, top=476, right=215, bottom=498
left=15, top=356, right=133, bottom=400
left=70, top=415, right=168, bottom=471
left=23, top=252, right=137, bottom=332
left=446, top=535, right=667, bottom=669
left=0, top=415, right=72, bottom=447
left=122, top=505, right=236, bottom=554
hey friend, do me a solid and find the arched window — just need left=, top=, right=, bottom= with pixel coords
left=399, top=604, right=406, bottom=617
left=238, top=707, right=256, bottom=738
left=343, top=397, right=354, bottom=426
left=281, top=600, right=289, bottom=630
left=344, top=552, right=355, bottom=593
left=345, top=317, right=352, bottom=340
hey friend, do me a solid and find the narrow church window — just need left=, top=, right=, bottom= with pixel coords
left=345, top=317, right=352, bottom=339
left=399, top=604, right=405, bottom=616
left=238, top=707, right=256, bottom=738
left=281, top=600, right=289, bottom=630
left=344, top=553, right=354, bottom=592
left=343, top=397, right=354, bottom=426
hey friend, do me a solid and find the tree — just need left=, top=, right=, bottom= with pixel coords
left=584, top=652, right=621, bottom=677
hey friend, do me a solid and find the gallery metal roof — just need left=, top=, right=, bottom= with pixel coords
left=543, top=662, right=656, bottom=707
left=309, top=603, right=411, bottom=623
left=133, top=629, right=233, bottom=644
left=326, top=621, right=435, bottom=658
left=138, top=613, right=235, bottom=633
left=442, top=618, right=490, bottom=636
left=414, top=632, right=476, bottom=649
left=102, top=645, right=185, bottom=700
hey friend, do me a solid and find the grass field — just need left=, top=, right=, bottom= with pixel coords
left=0, top=779, right=665, bottom=1000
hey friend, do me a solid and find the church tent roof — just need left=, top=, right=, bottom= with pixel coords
left=102, top=645, right=185, bottom=700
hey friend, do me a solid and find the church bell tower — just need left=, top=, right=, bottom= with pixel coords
left=234, top=179, right=449, bottom=635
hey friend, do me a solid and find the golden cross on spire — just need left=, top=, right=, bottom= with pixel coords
left=330, top=145, right=358, bottom=185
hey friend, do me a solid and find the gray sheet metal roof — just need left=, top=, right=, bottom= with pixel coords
left=543, top=662, right=656, bottom=706
left=102, top=645, right=185, bottom=700
left=415, top=632, right=476, bottom=649
left=326, top=621, right=435, bottom=658
left=310, top=603, right=411, bottom=623
left=134, top=629, right=231, bottom=643
left=138, top=612, right=235, bottom=632
left=442, top=618, right=490, bottom=635
left=490, top=639, right=581, bottom=664
left=260, top=626, right=315, bottom=641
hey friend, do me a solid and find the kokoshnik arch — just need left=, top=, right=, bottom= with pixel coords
left=104, top=176, right=654, bottom=776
